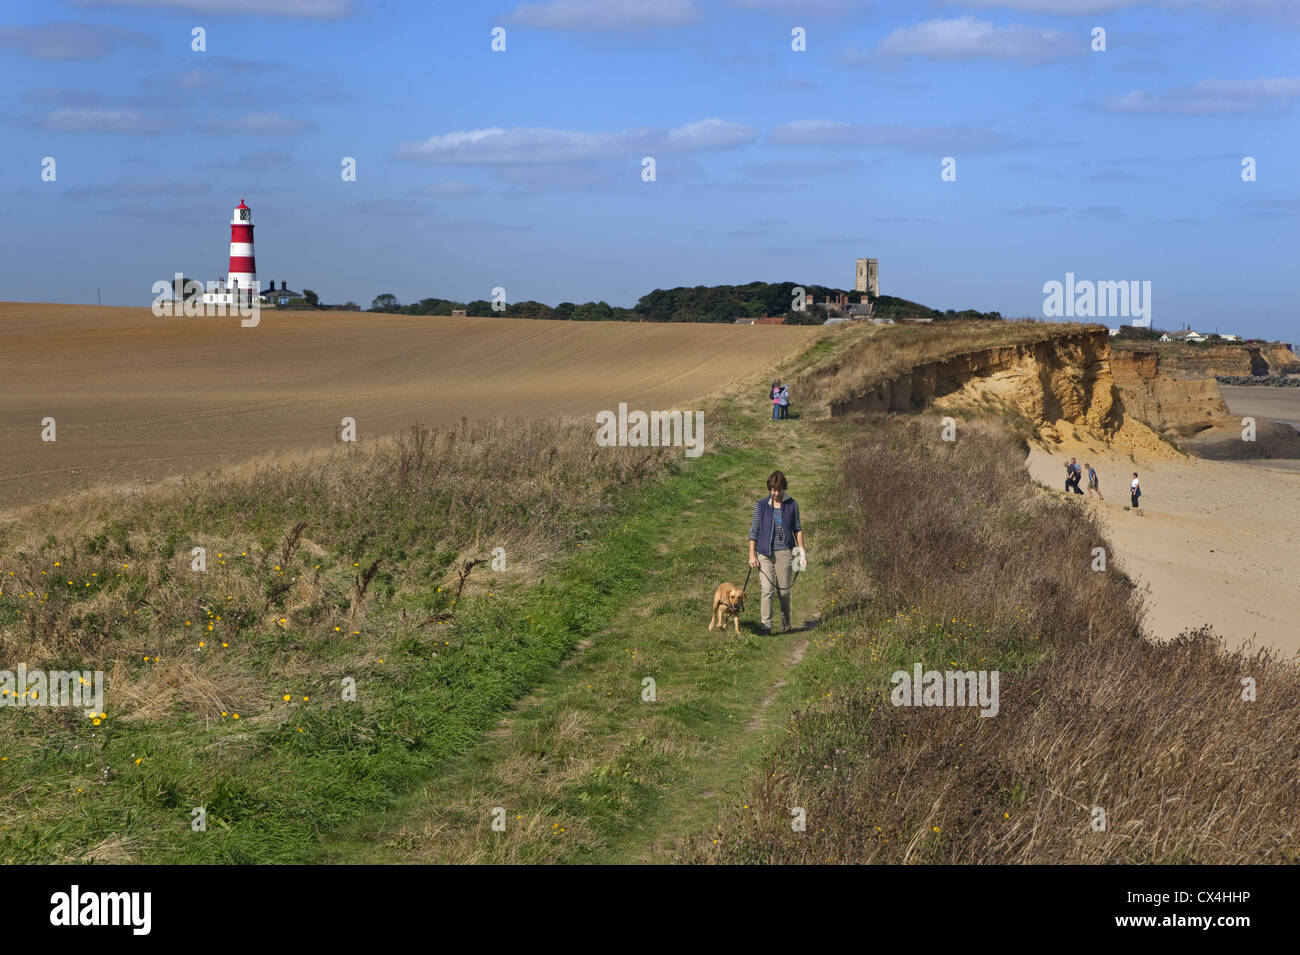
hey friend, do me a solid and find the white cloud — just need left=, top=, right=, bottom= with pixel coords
left=70, top=0, right=351, bottom=16
left=1000, top=204, right=1067, bottom=215
left=0, top=22, right=157, bottom=60
left=665, top=118, right=759, bottom=150
left=725, top=0, right=869, bottom=13
left=198, top=150, right=295, bottom=171
left=29, top=108, right=172, bottom=132
left=408, top=181, right=484, bottom=197
left=877, top=16, right=1079, bottom=62
left=741, top=157, right=864, bottom=177
left=768, top=119, right=1016, bottom=153
left=209, top=112, right=316, bottom=133
left=943, top=0, right=1300, bottom=14
left=65, top=179, right=211, bottom=199
left=396, top=120, right=757, bottom=164
left=1104, top=77, right=1300, bottom=114
left=506, top=0, right=701, bottom=31
left=939, top=0, right=1139, bottom=10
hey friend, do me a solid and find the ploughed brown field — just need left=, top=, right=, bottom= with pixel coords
left=0, top=303, right=820, bottom=512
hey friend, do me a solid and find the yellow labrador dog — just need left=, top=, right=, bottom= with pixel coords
left=709, top=582, right=746, bottom=634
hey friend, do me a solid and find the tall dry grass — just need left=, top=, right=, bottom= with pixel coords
left=0, top=417, right=674, bottom=720
left=690, top=416, right=1300, bottom=863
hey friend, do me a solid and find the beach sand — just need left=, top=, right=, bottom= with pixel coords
left=1026, top=427, right=1300, bottom=658
left=1219, top=383, right=1300, bottom=432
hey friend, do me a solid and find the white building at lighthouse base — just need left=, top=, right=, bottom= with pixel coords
left=201, top=279, right=258, bottom=307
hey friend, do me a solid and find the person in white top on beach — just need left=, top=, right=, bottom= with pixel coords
left=1130, top=472, right=1141, bottom=509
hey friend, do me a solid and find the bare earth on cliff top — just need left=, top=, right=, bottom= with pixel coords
left=0, top=303, right=820, bottom=512
left=1026, top=428, right=1300, bottom=658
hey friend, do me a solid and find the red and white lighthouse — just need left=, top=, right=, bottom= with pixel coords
left=227, top=198, right=256, bottom=303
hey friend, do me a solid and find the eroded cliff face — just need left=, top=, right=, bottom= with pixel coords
left=1261, top=344, right=1300, bottom=375
left=827, top=329, right=1177, bottom=456
left=1124, top=342, right=1300, bottom=379
left=823, top=326, right=1295, bottom=462
left=1111, top=348, right=1230, bottom=436
left=831, top=330, right=1121, bottom=424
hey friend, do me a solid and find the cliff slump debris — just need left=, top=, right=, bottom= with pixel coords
left=828, top=329, right=1175, bottom=457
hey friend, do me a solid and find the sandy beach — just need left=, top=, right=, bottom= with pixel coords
left=1027, top=432, right=1300, bottom=658
left=1219, top=383, right=1300, bottom=431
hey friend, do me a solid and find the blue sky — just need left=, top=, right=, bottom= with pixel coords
left=2, top=0, right=1297, bottom=337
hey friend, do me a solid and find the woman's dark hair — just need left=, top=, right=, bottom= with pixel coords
left=767, top=470, right=788, bottom=492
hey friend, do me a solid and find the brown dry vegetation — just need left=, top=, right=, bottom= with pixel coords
left=688, top=416, right=1300, bottom=863
left=0, top=418, right=673, bottom=724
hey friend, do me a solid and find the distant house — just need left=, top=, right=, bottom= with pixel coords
left=753, top=315, right=787, bottom=325
left=1220, top=334, right=1241, bottom=342
left=451, top=309, right=467, bottom=317
left=260, top=279, right=301, bottom=306
left=1108, top=327, right=1121, bottom=337
left=734, top=317, right=757, bottom=325
left=1160, top=329, right=1204, bottom=343
left=823, top=317, right=850, bottom=326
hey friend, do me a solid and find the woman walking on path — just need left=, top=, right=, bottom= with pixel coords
left=1130, top=472, right=1141, bottom=509
left=748, top=470, right=805, bottom=634
left=770, top=379, right=782, bottom=420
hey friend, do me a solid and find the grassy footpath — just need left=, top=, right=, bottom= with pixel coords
left=682, top=415, right=1300, bottom=864
left=1, top=332, right=853, bottom=864
left=317, top=398, right=842, bottom=863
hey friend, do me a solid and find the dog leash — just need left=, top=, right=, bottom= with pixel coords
left=749, top=560, right=799, bottom=596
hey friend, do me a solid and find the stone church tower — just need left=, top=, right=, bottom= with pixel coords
left=855, top=258, right=879, bottom=297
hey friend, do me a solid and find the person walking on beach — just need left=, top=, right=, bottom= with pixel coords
left=1130, top=472, right=1141, bottom=509
left=1065, top=457, right=1083, bottom=495
left=777, top=383, right=790, bottom=419
left=748, top=469, right=805, bottom=635
left=1085, top=463, right=1103, bottom=501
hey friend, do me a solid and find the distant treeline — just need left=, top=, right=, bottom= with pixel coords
left=367, top=283, right=1004, bottom=324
